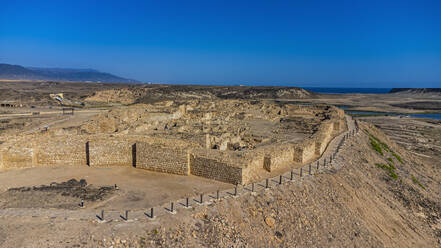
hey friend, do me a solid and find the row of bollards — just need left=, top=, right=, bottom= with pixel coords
left=97, top=127, right=357, bottom=222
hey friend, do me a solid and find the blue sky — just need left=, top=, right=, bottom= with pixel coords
left=1, top=0, right=441, bottom=87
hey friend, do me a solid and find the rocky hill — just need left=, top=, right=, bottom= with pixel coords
left=0, top=63, right=137, bottom=83
left=86, top=85, right=315, bottom=104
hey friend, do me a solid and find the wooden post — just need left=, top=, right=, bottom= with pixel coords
left=85, top=141, right=90, bottom=166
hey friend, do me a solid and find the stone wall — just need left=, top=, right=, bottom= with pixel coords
left=35, top=139, right=86, bottom=166
left=135, top=142, right=189, bottom=175
left=300, top=140, right=316, bottom=163
left=189, top=153, right=243, bottom=184
left=244, top=117, right=346, bottom=174
left=88, top=139, right=133, bottom=167
left=0, top=145, right=34, bottom=169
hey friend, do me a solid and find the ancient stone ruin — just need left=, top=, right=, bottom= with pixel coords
left=0, top=99, right=346, bottom=184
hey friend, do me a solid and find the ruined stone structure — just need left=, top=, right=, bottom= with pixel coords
left=0, top=100, right=346, bottom=184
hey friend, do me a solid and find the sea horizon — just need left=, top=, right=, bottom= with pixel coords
left=144, top=81, right=394, bottom=94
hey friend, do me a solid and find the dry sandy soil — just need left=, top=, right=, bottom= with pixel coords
left=0, top=166, right=230, bottom=211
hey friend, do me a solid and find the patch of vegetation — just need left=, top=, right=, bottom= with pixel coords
left=387, top=157, right=394, bottom=164
left=367, top=132, right=391, bottom=152
left=376, top=163, right=398, bottom=180
left=370, top=138, right=383, bottom=155
left=411, top=176, right=426, bottom=190
left=392, top=152, right=403, bottom=163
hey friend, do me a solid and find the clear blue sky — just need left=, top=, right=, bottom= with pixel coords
left=1, top=0, right=440, bottom=87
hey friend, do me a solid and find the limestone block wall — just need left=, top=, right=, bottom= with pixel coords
left=254, top=144, right=294, bottom=172
left=243, top=153, right=267, bottom=184
left=300, top=140, right=316, bottom=163
left=189, top=150, right=244, bottom=184
left=34, top=139, right=86, bottom=166
left=314, top=122, right=334, bottom=155
left=89, top=139, right=133, bottom=167
left=135, top=142, right=189, bottom=175
left=0, top=145, right=34, bottom=169
left=246, top=116, right=345, bottom=174
left=293, top=146, right=304, bottom=163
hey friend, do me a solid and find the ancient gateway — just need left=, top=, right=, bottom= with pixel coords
left=0, top=100, right=346, bottom=184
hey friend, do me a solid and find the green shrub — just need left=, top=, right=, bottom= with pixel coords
left=370, top=138, right=383, bottom=155
left=375, top=163, right=398, bottom=179
left=411, top=176, right=425, bottom=190
left=368, top=132, right=391, bottom=153
left=392, top=153, right=403, bottom=163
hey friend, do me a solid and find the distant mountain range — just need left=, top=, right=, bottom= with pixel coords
left=0, top=63, right=138, bottom=83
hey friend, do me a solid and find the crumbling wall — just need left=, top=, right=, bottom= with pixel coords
left=136, top=142, right=189, bottom=175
